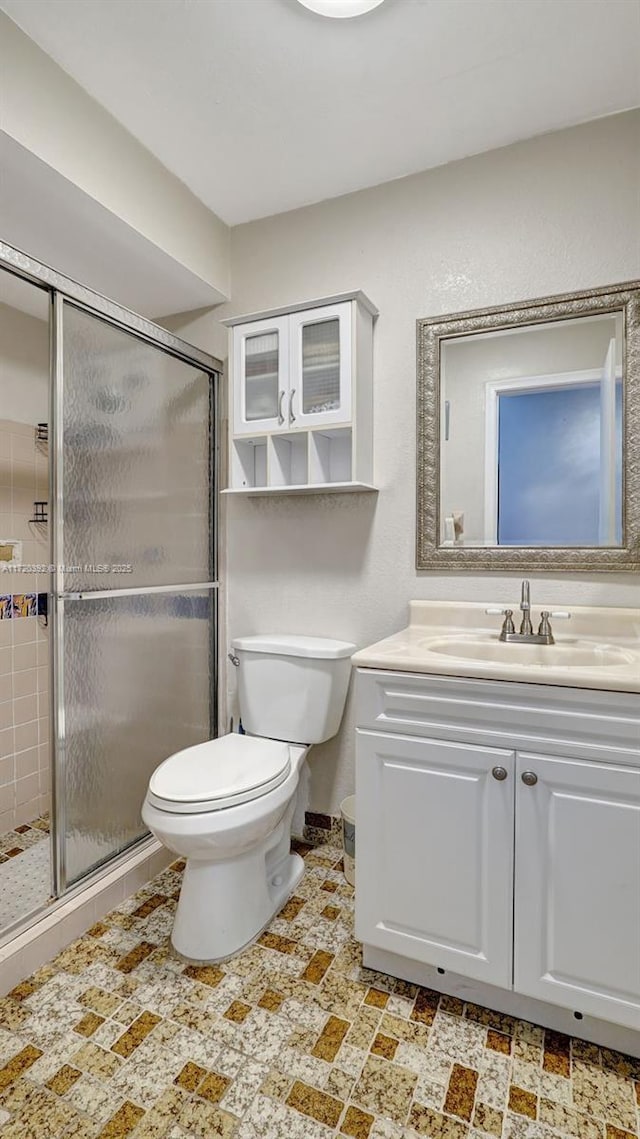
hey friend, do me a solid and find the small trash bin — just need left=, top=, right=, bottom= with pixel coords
left=340, top=795, right=356, bottom=886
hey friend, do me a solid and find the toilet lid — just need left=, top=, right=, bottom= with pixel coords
left=147, top=734, right=291, bottom=814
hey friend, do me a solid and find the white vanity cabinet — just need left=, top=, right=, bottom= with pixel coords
left=514, top=751, right=640, bottom=1028
left=223, top=292, right=377, bottom=494
left=355, top=668, right=640, bottom=1048
left=356, top=731, right=515, bottom=988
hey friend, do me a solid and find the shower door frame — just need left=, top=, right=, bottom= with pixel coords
left=0, top=241, right=222, bottom=910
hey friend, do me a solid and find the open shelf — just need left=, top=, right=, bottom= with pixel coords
left=231, top=437, right=268, bottom=490
left=309, top=427, right=352, bottom=485
left=270, top=433, right=308, bottom=487
left=221, top=482, right=377, bottom=497
left=225, top=424, right=377, bottom=496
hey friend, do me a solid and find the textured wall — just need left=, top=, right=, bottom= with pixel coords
left=217, top=111, right=640, bottom=817
left=0, top=302, right=49, bottom=423
left=0, top=11, right=230, bottom=298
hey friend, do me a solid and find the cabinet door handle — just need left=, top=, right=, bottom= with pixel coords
left=277, top=390, right=285, bottom=426
left=289, top=389, right=296, bottom=424
left=521, top=770, right=538, bottom=786
left=492, top=766, right=508, bottom=781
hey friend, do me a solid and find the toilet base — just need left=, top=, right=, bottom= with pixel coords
left=171, top=849, right=305, bottom=963
left=142, top=745, right=311, bottom=963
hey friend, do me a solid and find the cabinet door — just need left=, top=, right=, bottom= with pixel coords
left=288, top=303, right=352, bottom=428
left=233, top=316, right=289, bottom=435
left=514, top=752, right=640, bottom=1030
left=355, top=730, right=515, bottom=987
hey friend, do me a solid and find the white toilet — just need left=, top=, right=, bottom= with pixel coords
left=142, top=634, right=354, bottom=962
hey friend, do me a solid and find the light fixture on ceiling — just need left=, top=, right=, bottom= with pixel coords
left=297, top=0, right=385, bottom=18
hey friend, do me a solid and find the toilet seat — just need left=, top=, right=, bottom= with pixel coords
left=147, top=734, right=291, bottom=814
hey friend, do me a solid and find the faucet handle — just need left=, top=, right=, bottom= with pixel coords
left=537, top=610, right=571, bottom=639
left=501, top=609, right=515, bottom=635
left=486, top=607, right=516, bottom=636
left=538, top=612, right=552, bottom=637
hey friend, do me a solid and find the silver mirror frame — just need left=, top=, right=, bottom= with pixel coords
left=417, top=280, right=640, bottom=572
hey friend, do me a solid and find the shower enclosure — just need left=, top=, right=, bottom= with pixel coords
left=0, top=242, right=221, bottom=936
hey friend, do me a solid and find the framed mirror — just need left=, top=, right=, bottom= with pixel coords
left=417, top=280, right=640, bottom=571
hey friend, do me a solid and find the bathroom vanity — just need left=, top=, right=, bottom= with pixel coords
left=353, top=601, right=640, bottom=1055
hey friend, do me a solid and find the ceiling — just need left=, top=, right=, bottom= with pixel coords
left=1, top=0, right=639, bottom=226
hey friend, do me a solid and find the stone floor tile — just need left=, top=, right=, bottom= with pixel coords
left=0, top=845, right=637, bottom=1139
left=352, top=1055, right=417, bottom=1124
left=341, top=1103, right=375, bottom=1137
left=443, top=1062, right=479, bottom=1121
left=407, top=1101, right=469, bottom=1137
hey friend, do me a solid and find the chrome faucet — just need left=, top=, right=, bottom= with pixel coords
left=486, top=581, right=570, bottom=645
left=519, top=579, right=533, bottom=636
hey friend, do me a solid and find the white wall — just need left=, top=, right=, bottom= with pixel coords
left=183, top=110, right=640, bottom=818
left=0, top=302, right=49, bottom=424
left=0, top=12, right=230, bottom=300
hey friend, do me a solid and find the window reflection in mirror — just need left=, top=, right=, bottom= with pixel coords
left=439, top=313, right=623, bottom=548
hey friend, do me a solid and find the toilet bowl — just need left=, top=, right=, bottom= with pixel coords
left=142, top=634, right=354, bottom=962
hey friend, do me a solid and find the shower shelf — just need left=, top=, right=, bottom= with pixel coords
left=29, top=501, right=48, bottom=524
left=222, top=482, right=377, bottom=497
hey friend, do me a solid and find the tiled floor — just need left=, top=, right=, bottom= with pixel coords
left=0, top=816, right=51, bottom=929
left=0, top=838, right=638, bottom=1139
left=0, top=815, right=50, bottom=862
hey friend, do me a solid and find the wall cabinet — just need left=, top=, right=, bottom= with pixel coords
left=222, top=292, right=376, bottom=495
left=355, top=670, right=640, bottom=1043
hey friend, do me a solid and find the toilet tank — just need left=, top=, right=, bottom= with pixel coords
left=231, top=634, right=356, bottom=744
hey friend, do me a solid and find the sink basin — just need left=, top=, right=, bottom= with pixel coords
left=351, top=602, right=640, bottom=691
left=424, top=637, right=634, bottom=669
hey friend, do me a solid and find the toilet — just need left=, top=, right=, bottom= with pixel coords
left=142, top=634, right=355, bottom=962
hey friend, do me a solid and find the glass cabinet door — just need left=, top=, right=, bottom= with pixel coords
left=289, top=302, right=352, bottom=428
left=233, top=316, right=289, bottom=435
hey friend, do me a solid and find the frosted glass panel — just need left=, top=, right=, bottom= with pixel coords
left=245, top=332, right=279, bottom=421
left=63, top=590, right=212, bottom=884
left=302, top=319, right=340, bottom=414
left=63, top=304, right=212, bottom=590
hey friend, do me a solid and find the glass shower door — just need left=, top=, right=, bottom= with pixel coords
left=54, top=300, right=218, bottom=888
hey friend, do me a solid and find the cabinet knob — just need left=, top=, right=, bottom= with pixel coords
left=521, top=770, right=538, bottom=786
left=289, top=389, right=297, bottom=424
left=492, top=766, right=508, bottom=781
left=277, top=390, right=285, bottom=426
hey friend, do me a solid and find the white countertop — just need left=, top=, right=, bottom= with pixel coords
left=352, top=601, right=640, bottom=693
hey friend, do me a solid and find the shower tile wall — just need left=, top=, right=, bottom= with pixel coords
left=0, top=418, right=50, bottom=833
